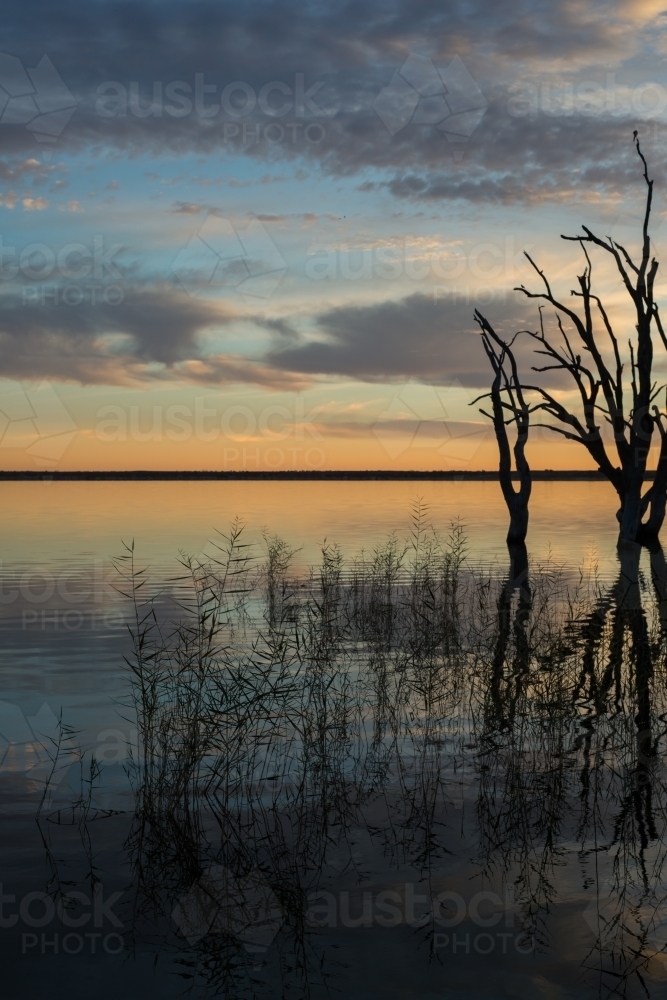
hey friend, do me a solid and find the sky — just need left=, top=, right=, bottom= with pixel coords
left=2, top=0, right=667, bottom=471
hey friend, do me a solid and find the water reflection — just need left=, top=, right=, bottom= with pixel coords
left=30, top=523, right=667, bottom=998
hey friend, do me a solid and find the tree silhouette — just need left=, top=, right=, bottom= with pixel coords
left=473, top=314, right=532, bottom=544
left=476, top=136, right=667, bottom=547
left=515, top=136, right=667, bottom=545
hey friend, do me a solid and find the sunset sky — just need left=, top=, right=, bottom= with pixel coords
left=2, top=0, right=667, bottom=470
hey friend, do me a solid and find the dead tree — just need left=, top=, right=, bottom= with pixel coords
left=515, top=136, right=667, bottom=545
left=473, top=311, right=532, bottom=544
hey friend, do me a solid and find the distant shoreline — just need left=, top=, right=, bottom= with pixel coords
left=0, top=470, right=646, bottom=482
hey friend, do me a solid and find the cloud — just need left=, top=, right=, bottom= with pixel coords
left=265, top=291, right=535, bottom=386
left=0, top=157, right=61, bottom=181
left=22, top=197, right=48, bottom=211
left=0, top=285, right=235, bottom=384
left=0, top=0, right=664, bottom=206
left=0, top=275, right=637, bottom=394
left=0, top=281, right=315, bottom=389
left=175, top=355, right=309, bottom=389
left=170, top=201, right=205, bottom=214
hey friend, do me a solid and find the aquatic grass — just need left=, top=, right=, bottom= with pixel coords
left=80, top=517, right=667, bottom=997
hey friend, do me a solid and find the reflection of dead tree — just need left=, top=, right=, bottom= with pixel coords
left=574, top=546, right=667, bottom=997
left=36, top=522, right=667, bottom=998
left=474, top=313, right=532, bottom=544
left=648, top=539, right=667, bottom=648
left=473, top=545, right=667, bottom=981
left=608, top=547, right=657, bottom=876
left=474, top=560, right=576, bottom=952
left=488, top=543, right=532, bottom=731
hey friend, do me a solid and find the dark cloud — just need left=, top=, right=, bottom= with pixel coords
left=0, top=0, right=629, bottom=92
left=265, top=291, right=536, bottom=386
left=0, top=0, right=663, bottom=204
left=0, top=277, right=643, bottom=393
left=0, top=285, right=232, bottom=384
left=0, top=282, right=316, bottom=388
left=314, top=104, right=667, bottom=206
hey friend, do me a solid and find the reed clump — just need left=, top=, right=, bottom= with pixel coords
left=109, top=509, right=667, bottom=997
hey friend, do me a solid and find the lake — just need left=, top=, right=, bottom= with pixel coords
left=1, top=480, right=665, bottom=999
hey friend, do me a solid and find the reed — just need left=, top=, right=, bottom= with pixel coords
left=90, top=516, right=667, bottom=996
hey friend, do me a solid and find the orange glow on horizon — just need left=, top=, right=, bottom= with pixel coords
left=1, top=433, right=655, bottom=473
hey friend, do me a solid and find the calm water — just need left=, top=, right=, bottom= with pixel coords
left=1, top=480, right=664, bottom=999
left=0, top=478, right=622, bottom=566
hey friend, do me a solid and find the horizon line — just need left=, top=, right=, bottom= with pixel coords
left=0, top=469, right=639, bottom=482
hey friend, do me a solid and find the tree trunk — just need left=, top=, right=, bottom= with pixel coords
left=619, top=482, right=644, bottom=544
left=648, top=539, right=667, bottom=639
left=619, top=466, right=667, bottom=544
left=636, top=489, right=667, bottom=542
left=616, top=539, right=642, bottom=607
left=476, top=312, right=532, bottom=545
left=638, top=438, right=667, bottom=541
left=506, top=494, right=529, bottom=545
left=488, top=542, right=530, bottom=730
left=495, top=410, right=531, bottom=545
left=507, top=540, right=529, bottom=592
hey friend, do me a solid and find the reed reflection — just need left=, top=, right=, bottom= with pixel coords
left=33, top=521, right=667, bottom=998
left=476, top=538, right=667, bottom=996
